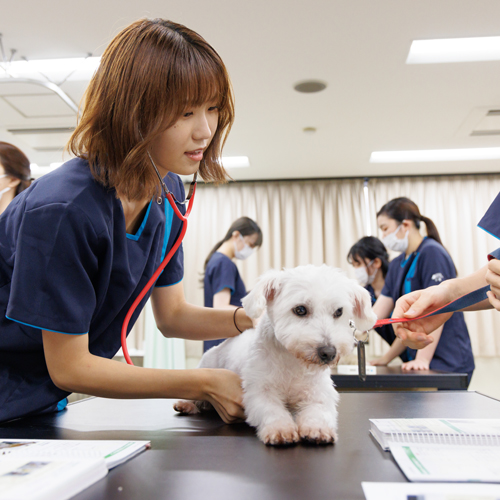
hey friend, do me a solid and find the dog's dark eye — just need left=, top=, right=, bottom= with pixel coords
left=292, top=305, right=308, bottom=316
left=333, top=307, right=343, bottom=319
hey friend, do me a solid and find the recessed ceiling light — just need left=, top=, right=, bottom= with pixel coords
left=294, top=80, right=327, bottom=93
left=370, top=147, right=500, bottom=163
left=407, top=36, right=500, bottom=64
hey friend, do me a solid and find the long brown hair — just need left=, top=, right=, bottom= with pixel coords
left=0, top=142, right=32, bottom=195
left=377, top=197, right=443, bottom=245
left=68, top=18, right=235, bottom=200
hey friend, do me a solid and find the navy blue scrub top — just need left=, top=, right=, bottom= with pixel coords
left=381, top=237, right=475, bottom=378
left=203, top=252, right=246, bottom=351
left=0, top=158, right=185, bottom=423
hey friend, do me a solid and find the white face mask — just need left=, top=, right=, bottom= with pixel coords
left=354, top=260, right=376, bottom=287
left=234, top=234, right=254, bottom=260
left=382, top=224, right=409, bottom=253
left=0, top=174, right=10, bottom=201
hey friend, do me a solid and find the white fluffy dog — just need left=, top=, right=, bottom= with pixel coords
left=174, top=264, right=377, bottom=446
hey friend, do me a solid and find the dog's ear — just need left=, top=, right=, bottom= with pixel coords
left=348, top=282, right=377, bottom=332
left=241, top=269, right=283, bottom=319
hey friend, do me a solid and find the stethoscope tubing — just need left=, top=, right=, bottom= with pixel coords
left=120, top=186, right=197, bottom=365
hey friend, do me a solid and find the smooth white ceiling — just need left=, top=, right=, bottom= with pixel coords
left=1, top=0, right=500, bottom=180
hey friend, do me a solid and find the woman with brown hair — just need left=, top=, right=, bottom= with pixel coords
left=0, top=141, right=31, bottom=214
left=203, top=216, right=263, bottom=352
left=0, top=19, right=250, bottom=424
left=370, top=197, right=475, bottom=384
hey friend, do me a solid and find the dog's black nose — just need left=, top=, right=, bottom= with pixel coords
left=317, top=345, right=337, bottom=363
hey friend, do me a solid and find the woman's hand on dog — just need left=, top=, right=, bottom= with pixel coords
left=200, top=368, right=246, bottom=424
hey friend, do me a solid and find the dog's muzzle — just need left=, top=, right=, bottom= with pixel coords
left=317, top=345, right=337, bottom=364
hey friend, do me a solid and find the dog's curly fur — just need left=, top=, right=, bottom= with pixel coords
left=174, top=264, right=377, bottom=446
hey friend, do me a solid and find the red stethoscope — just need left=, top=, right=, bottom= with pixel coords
left=120, top=150, right=198, bottom=366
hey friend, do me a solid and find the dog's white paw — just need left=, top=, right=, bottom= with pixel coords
left=173, top=400, right=200, bottom=415
left=298, top=425, right=337, bottom=445
left=258, top=422, right=300, bottom=446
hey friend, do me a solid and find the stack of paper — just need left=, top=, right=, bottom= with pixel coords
left=0, top=439, right=150, bottom=500
left=369, top=418, right=500, bottom=483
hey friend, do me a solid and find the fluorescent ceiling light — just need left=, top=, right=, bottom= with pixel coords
left=407, top=36, right=500, bottom=64
left=370, top=148, right=500, bottom=163
left=222, top=156, right=250, bottom=169
left=0, top=56, right=101, bottom=81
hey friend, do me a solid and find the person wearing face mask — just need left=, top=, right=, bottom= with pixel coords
left=370, top=197, right=474, bottom=384
left=0, top=142, right=32, bottom=215
left=347, top=236, right=409, bottom=362
left=203, top=217, right=263, bottom=352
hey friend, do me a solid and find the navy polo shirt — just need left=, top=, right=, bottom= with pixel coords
left=0, top=158, right=185, bottom=422
left=203, top=252, right=246, bottom=351
left=381, top=237, right=475, bottom=377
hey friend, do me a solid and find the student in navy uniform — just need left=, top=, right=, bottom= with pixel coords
left=0, top=142, right=32, bottom=215
left=0, top=19, right=252, bottom=425
left=392, top=191, right=500, bottom=351
left=203, top=217, right=262, bottom=352
left=370, top=197, right=475, bottom=384
left=347, top=236, right=409, bottom=362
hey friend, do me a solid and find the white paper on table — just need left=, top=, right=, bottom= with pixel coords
left=389, top=443, right=500, bottom=483
left=336, top=365, right=377, bottom=375
left=362, top=481, right=500, bottom=500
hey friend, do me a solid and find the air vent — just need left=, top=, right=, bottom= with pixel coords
left=470, top=108, right=500, bottom=137
left=471, top=130, right=500, bottom=136
left=33, top=146, right=65, bottom=152
left=7, top=127, right=75, bottom=135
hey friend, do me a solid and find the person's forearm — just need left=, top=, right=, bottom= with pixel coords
left=379, top=337, right=406, bottom=363
left=415, top=326, right=443, bottom=363
left=155, top=300, right=252, bottom=340
left=442, top=265, right=490, bottom=311
left=47, top=348, right=212, bottom=399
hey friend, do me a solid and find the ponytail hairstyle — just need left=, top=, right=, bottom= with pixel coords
left=0, top=142, right=32, bottom=195
left=376, top=197, right=442, bottom=246
left=347, top=236, right=390, bottom=278
left=204, top=217, right=263, bottom=270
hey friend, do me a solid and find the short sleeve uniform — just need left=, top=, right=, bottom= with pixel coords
left=0, top=158, right=185, bottom=423
left=381, top=237, right=475, bottom=380
left=203, top=252, right=246, bottom=351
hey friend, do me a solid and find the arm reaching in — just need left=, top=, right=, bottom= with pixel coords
left=370, top=336, right=406, bottom=366
left=393, top=265, right=491, bottom=349
left=42, top=330, right=246, bottom=424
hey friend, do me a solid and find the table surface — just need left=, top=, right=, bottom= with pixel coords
left=331, top=365, right=468, bottom=390
left=1, top=391, right=499, bottom=500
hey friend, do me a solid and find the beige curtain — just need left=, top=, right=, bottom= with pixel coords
left=181, top=178, right=367, bottom=361
left=368, top=175, right=500, bottom=357
left=136, top=173, right=500, bottom=364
